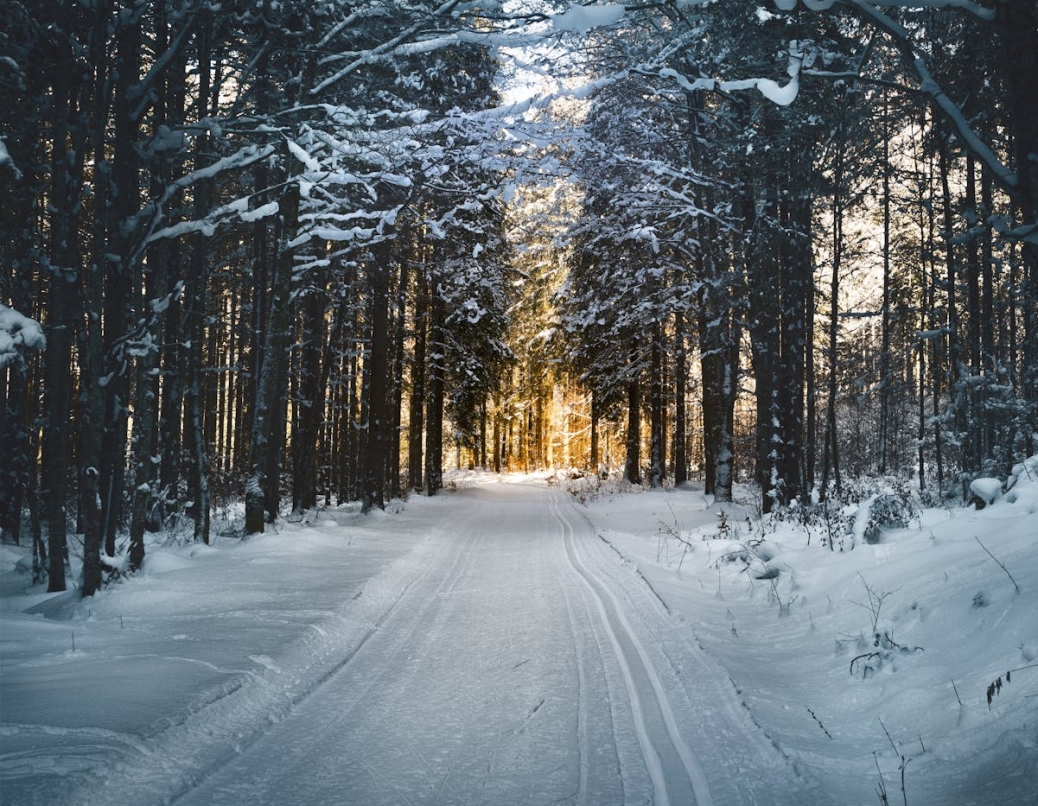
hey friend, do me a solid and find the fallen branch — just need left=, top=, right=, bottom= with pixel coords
left=975, top=536, right=1020, bottom=593
left=807, top=706, right=833, bottom=740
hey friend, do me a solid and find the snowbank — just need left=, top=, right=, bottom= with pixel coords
left=577, top=458, right=1038, bottom=805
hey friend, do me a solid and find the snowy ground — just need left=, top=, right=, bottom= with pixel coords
left=1, top=463, right=1036, bottom=805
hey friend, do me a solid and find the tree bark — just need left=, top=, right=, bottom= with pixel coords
left=649, top=322, right=664, bottom=488
left=408, top=260, right=428, bottom=491
left=362, top=248, right=391, bottom=513
left=246, top=179, right=299, bottom=533
left=292, top=264, right=327, bottom=514
left=673, top=310, right=687, bottom=486
left=423, top=280, right=445, bottom=495
left=623, top=348, right=641, bottom=486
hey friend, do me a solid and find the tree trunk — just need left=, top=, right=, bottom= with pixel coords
left=998, top=0, right=1038, bottom=449
left=408, top=262, right=428, bottom=492
left=388, top=256, right=408, bottom=499
left=362, top=248, right=391, bottom=513
left=938, top=130, right=967, bottom=490
left=128, top=244, right=168, bottom=569
left=423, top=281, right=445, bottom=496
left=673, top=310, right=687, bottom=486
left=649, top=322, right=664, bottom=488
left=878, top=97, right=892, bottom=475
left=42, top=52, right=88, bottom=593
left=623, top=348, right=641, bottom=486
left=42, top=272, right=75, bottom=593
left=246, top=179, right=299, bottom=533
left=185, top=14, right=213, bottom=544
left=589, top=390, right=600, bottom=473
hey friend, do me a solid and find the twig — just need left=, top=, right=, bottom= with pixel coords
left=853, top=572, right=894, bottom=632
left=985, top=662, right=1038, bottom=706
left=879, top=718, right=910, bottom=806
left=974, top=536, right=1020, bottom=593
left=879, top=718, right=898, bottom=754
left=807, top=707, right=833, bottom=740
left=874, top=752, right=890, bottom=805
left=851, top=651, right=881, bottom=677
left=951, top=679, right=963, bottom=707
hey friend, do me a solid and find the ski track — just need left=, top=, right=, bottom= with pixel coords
left=40, top=483, right=801, bottom=805
left=550, top=491, right=714, bottom=806
left=566, top=502, right=808, bottom=806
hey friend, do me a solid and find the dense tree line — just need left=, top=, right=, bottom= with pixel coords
left=555, top=0, right=1036, bottom=509
left=0, top=0, right=515, bottom=594
left=1, top=0, right=1036, bottom=597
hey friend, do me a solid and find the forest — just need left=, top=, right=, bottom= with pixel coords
left=1, top=0, right=1035, bottom=598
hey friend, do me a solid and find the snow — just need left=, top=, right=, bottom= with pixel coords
left=0, top=138, right=19, bottom=177
left=0, top=303, right=46, bottom=370
left=238, top=201, right=280, bottom=223
left=752, top=75, right=799, bottom=106
left=658, top=43, right=802, bottom=107
left=970, top=477, right=1002, bottom=507
left=551, top=4, right=626, bottom=33
left=2, top=464, right=1036, bottom=805
left=286, top=138, right=321, bottom=172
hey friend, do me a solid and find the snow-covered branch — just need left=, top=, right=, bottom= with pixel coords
left=311, top=0, right=464, bottom=94
left=776, top=0, right=996, bottom=16
left=841, top=0, right=1018, bottom=194
left=0, top=304, right=46, bottom=370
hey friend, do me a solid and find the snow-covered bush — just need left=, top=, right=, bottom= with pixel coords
left=848, top=630, right=924, bottom=679
left=555, top=469, right=607, bottom=503
left=714, top=537, right=779, bottom=581
left=969, top=477, right=1002, bottom=509
left=1003, top=455, right=1038, bottom=513
left=755, top=476, right=919, bottom=551
left=856, top=492, right=915, bottom=544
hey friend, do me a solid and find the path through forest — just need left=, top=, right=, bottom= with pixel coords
left=13, top=482, right=806, bottom=806
left=165, top=484, right=805, bottom=806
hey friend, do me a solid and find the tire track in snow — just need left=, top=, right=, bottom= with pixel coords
left=550, top=492, right=715, bottom=806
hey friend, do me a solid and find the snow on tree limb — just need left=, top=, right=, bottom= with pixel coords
left=772, top=0, right=1017, bottom=198
left=140, top=144, right=278, bottom=246
left=551, top=4, right=627, bottom=32
left=161, top=144, right=277, bottom=203
left=841, top=0, right=1018, bottom=194
left=0, top=304, right=45, bottom=370
left=911, top=55, right=1019, bottom=191
left=287, top=138, right=321, bottom=172
left=776, top=0, right=994, bottom=18
left=651, top=40, right=805, bottom=106
left=311, top=0, right=464, bottom=94
left=0, top=138, right=20, bottom=179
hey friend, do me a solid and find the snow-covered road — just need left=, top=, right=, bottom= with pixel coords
left=163, top=483, right=800, bottom=806
left=7, top=472, right=1038, bottom=805
left=3, top=482, right=807, bottom=806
